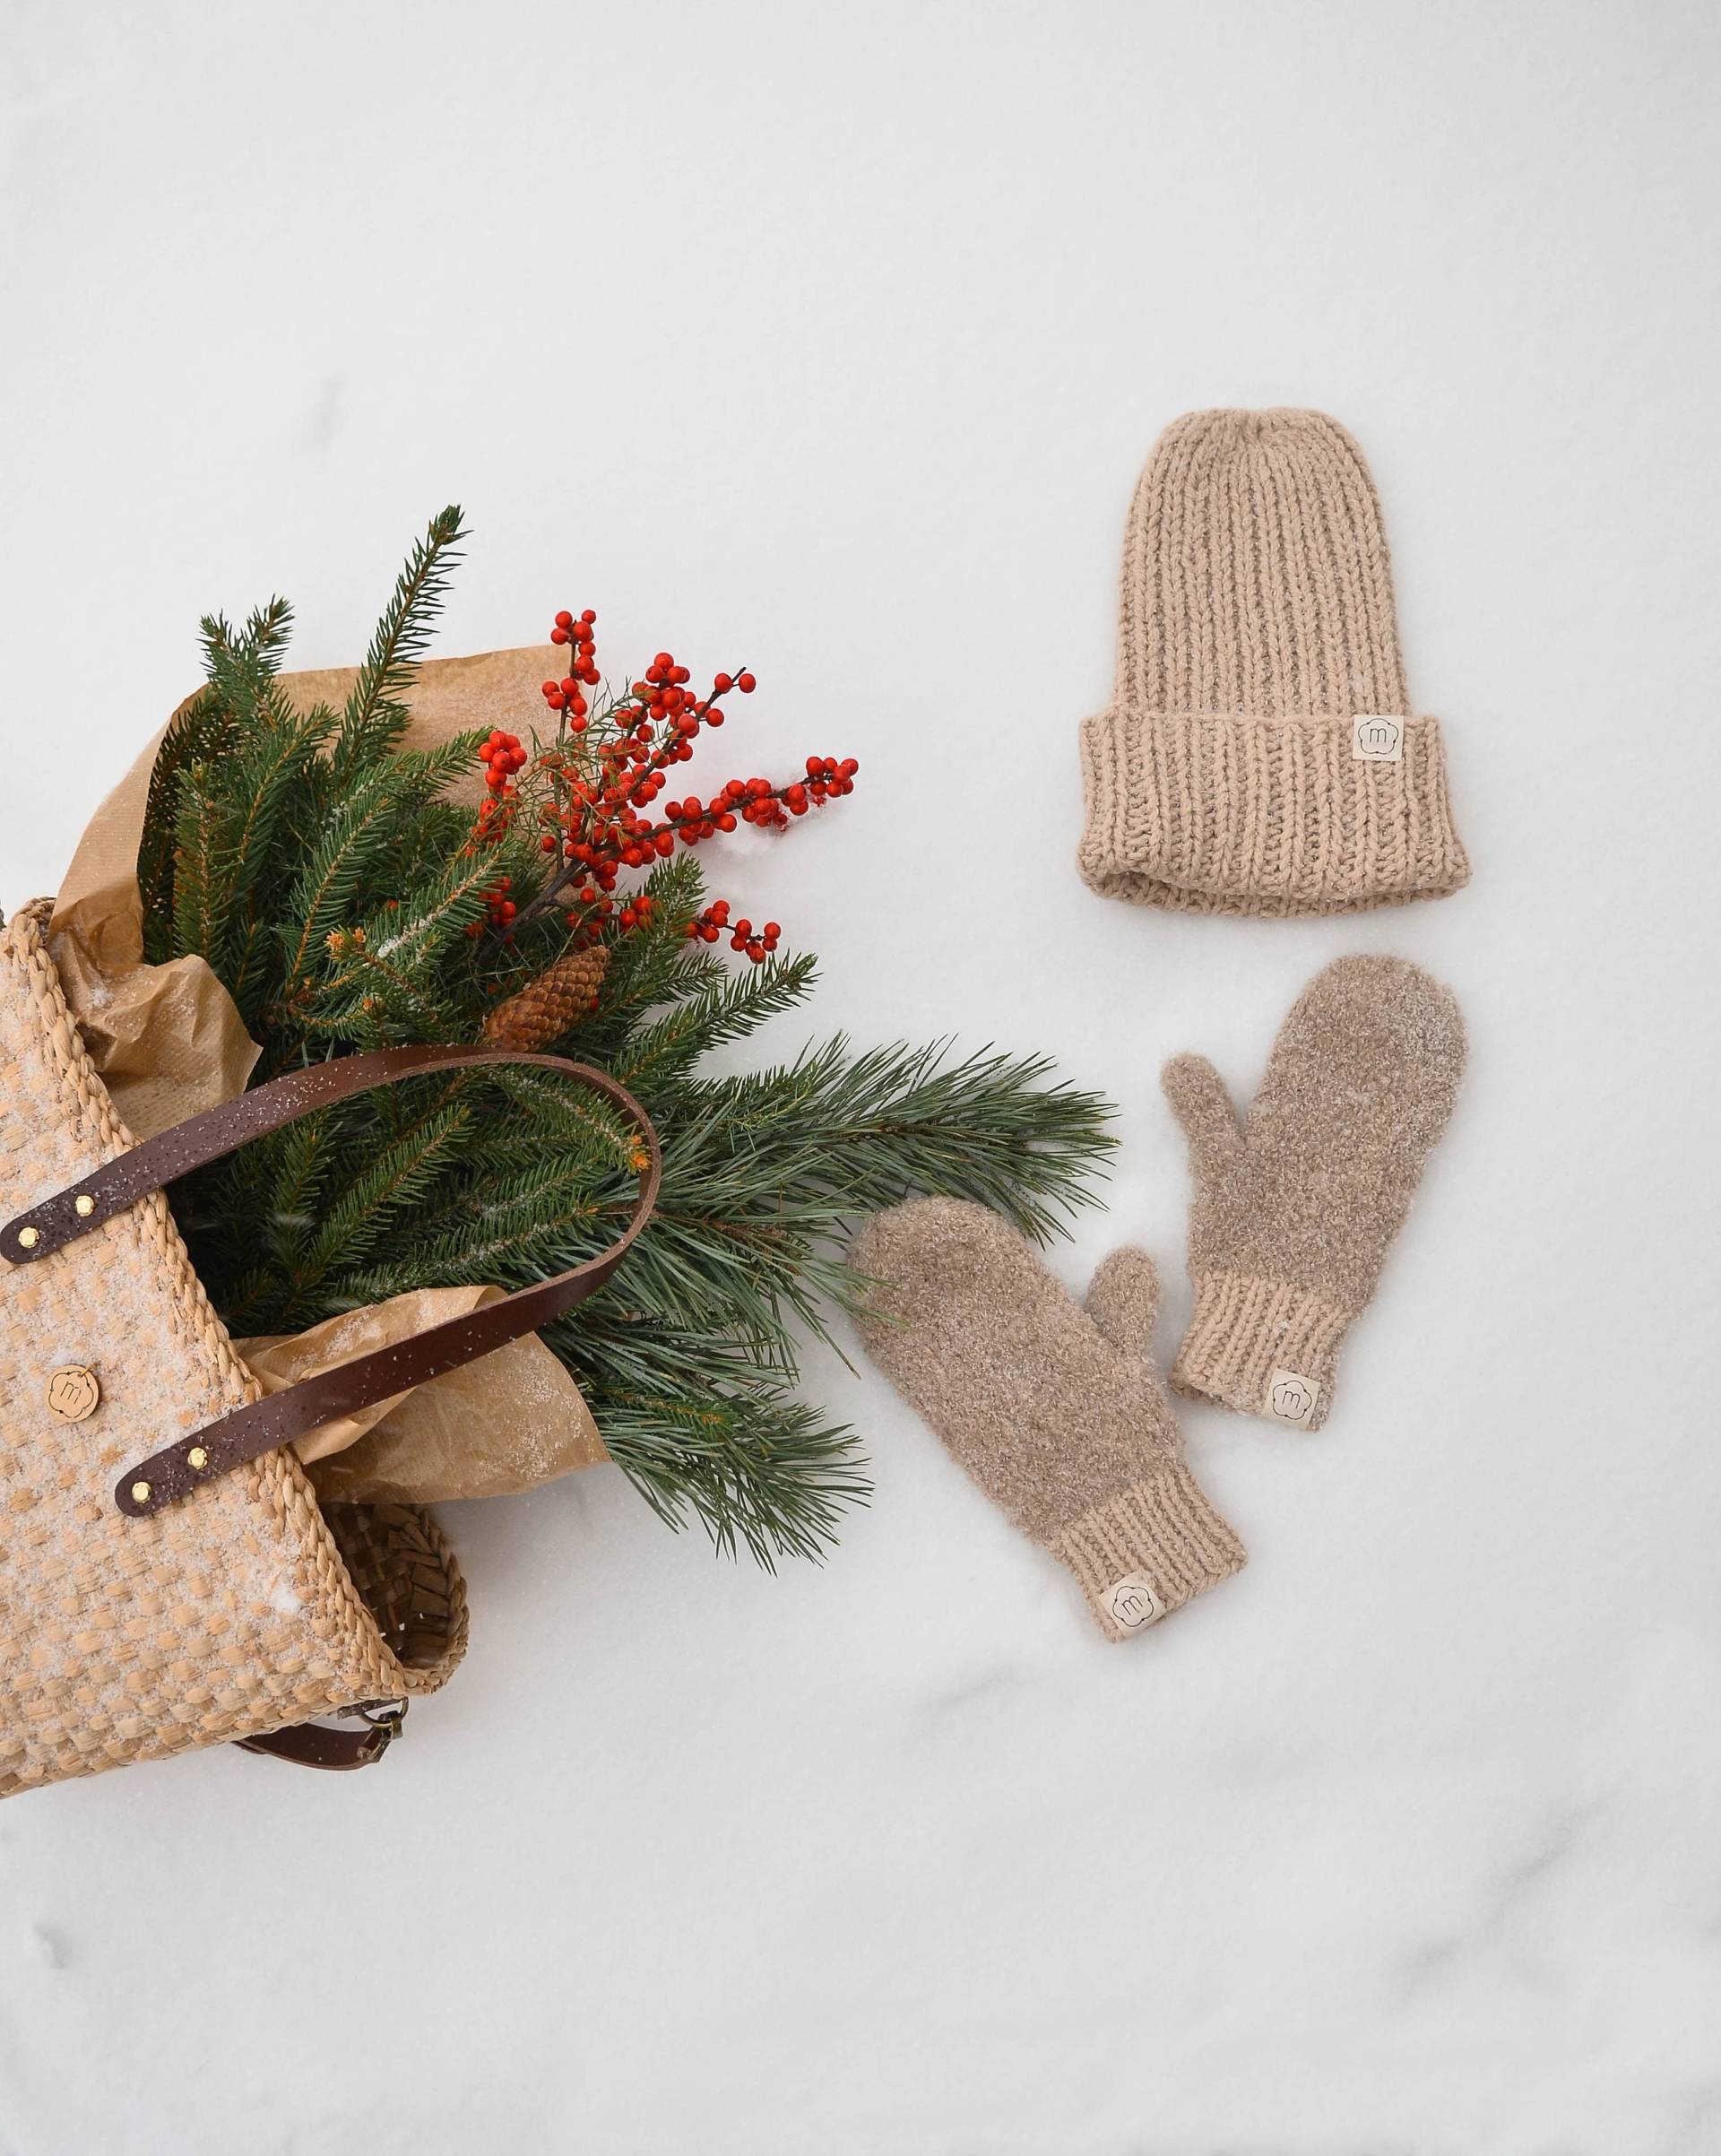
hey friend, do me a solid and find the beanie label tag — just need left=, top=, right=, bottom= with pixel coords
left=1103, top=1572, right=1166, bottom=1631
left=1267, top=1368, right=1320, bottom=1426
left=1352, top=714, right=1405, bottom=763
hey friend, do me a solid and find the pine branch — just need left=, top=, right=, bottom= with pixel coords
left=298, top=844, right=511, bottom=1045
left=169, top=760, right=229, bottom=965
left=266, top=1102, right=477, bottom=1324
left=300, top=939, right=463, bottom=1048
left=272, top=734, right=481, bottom=1026
left=481, top=1062, right=647, bottom=1175
left=344, top=1157, right=627, bottom=1299
left=556, top=1313, right=869, bottom=1567
left=199, top=598, right=294, bottom=706
left=207, top=706, right=336, bottom=1017
left=181, top=1098, right=342, bottom=1332
left=610, top=950, right=817, bottom=1091
left=139, top=690, right=232, bottom=964
left=331, top=507, right=465, bottom=783
left=676, top=1037, right=1117, bottom=1243
left=597, top=1389, right=868, bottom=1569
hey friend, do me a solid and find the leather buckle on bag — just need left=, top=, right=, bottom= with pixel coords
left=234, top=1698, right=408, bottom=1771
left=353, top=1699, right=407, bottom=1746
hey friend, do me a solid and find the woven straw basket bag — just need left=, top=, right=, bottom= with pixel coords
left=0, top=901, right=658, bottom=1798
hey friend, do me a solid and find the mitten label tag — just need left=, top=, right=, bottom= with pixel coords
left=1352, top=714, right=1405, bottom=763
left=1103, top=1572, right=1165, bottom=1632
left=1267, top=1368, right=1320, bottom=1426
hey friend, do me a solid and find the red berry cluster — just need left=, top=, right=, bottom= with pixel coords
left=542, top=609, right=600, bottom=730
left=465, top=872, right=517, bottom=938
left=563, top=888, right=657, bottom=939
left=800, top=755, right=857, bottom=802
left=663, top=780, right=755, bottom=836
left=472, top=731, right=530, bottom=843
left=765, top=755, right=857, bottom=826
left=482, top=730, right=527, bottom=791
left=470, top=618, right=859, bottom=959
left=688, top=900, right=782, bottom=965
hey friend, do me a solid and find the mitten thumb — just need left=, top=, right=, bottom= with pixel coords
left=1162, top=1053, right=1242, bottom=1178
left=1085, top=1247, right=1160, bottom=1362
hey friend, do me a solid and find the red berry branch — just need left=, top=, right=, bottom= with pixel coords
left=688, top=901, right=782, bottom=964
left=467, top=610, right=858, bottom=961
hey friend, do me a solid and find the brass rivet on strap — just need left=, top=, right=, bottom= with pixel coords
left=187, top=1446, right=208, bottom=1470
left=16, top=1226, right=38, bottom=1250
left=74, top=1194, right=95, bottom=1217
left=46, top=1365, right=101, bottom=1423
left=130, top=1481, right=151, bottom=1505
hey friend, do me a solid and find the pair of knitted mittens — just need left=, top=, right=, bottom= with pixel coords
left=853, top=956, right=1466, bottom=1638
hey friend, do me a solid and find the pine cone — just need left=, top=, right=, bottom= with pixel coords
left=481, top=947, right=610, bottom=1051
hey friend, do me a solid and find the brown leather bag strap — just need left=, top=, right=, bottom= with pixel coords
left=236, top=1702, right=406, bottom=1771
left=0, top=1044, right=660, bottom=1519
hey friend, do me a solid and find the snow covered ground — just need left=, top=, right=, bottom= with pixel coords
left=2, top=4, right=1717, bottom=2151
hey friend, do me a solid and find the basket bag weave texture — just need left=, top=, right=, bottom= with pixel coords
left=0, top=902, right=467, bottom=1797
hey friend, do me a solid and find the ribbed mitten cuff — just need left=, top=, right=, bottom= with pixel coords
left=1053, top=1464, right=1246, bottom=1639
left=1077, top=707, right=1470, bottom=916
left=1172, top=1269, right=1353, bottom=1430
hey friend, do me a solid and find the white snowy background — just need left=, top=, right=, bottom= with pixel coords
left=2, top=4, right=1718, bottom=2152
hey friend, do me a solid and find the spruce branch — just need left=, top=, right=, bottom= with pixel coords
left=210, top=706, right=337, bottom=1020
left=140, top=689, right=232, bottom=963
left=272, top=733, right=481, bottom=1027
left=332, top=506, right=465, bottom=783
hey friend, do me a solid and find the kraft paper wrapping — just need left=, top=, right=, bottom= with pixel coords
left=42, top=645, right=610, bottom=1503
left=49, top=716, right=263, bottom=1144
left=238, top=1286, right=606, bottom=1505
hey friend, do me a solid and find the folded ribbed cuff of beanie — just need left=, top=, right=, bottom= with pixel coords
left=1053, top=1463, right=1246, bottom=1639
left=1077, top=706, right=1470, bottom=916
left=1172, top=1270, right=1354, bottom=1430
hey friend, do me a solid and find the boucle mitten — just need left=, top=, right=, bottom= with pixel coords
left=1163, top=955, right=1466, bottom=1429
left=1077, top=408, right=1470, bottom=915
left=852, top=1198, right=1245, bottom=1638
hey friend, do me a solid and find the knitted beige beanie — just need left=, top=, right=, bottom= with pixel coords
left=852, top=1199, right=1245, bottom=1637
left=1077, top=409, right=1470, bottom=915
left=1163, top=955, right=1466, bottom=1429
